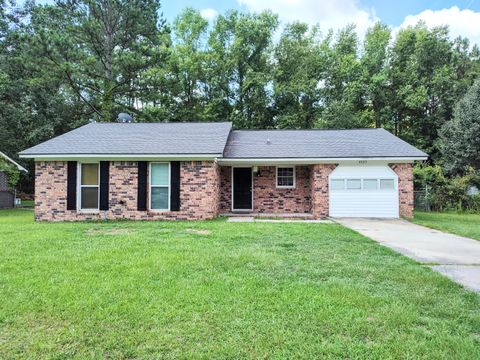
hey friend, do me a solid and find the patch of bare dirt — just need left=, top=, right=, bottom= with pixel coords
left=85, top=228, right=134, bottom=236
left=186, top=228, right=211, bottom=235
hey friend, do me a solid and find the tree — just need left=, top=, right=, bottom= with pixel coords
left=273, top=22, right=327, bottom=129
left=31, top=0, right=166, bottom=121
left=168, top=7, right=209, bottom=120
left=387, top=23, right=478, bottom=159
left=208, top=11, right=279, bottom=128
left=360, top=23, right=391, bottom=128
left=318, top=25, right=367, bottom=129
left=440, top=79, right=480, bottom=174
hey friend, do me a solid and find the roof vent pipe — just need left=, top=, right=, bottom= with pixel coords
left=117, top=112, right=133, bottom=123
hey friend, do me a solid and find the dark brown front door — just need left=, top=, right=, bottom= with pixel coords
left=233, top=167, right=252, bottom=211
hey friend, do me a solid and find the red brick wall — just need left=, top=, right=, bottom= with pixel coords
left=35, top=161, right=68, bottom=221
left=253, top=166, right=311, bottom=213
left=310, top=164, right=336, bottom=219
left=390, top=163, right=414, bottom=218
left=219, top=166, right=312, bottom=214
left=219, top=166, right=231, bottom=213
left=34, top=161, right=220, bottom=221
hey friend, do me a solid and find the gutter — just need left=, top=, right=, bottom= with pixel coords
left=217, top=157, right=428, bottom=165
left=19, top=154, right=223, bottom=161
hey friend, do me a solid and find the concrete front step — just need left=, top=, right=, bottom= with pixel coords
left=222, top=212, right=315, bottom=220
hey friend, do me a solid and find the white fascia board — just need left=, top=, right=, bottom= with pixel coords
left=217, top=157, right=427, bottom=165
left=1, top=151, right=28, bottom=172
left=20, top=154, right=222, bottom=161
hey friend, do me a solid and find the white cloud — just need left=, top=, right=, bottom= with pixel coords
left=399, top=6, right=480, bottom=46
left=236, top=0, right=378, bottom=39
left=200, top=8, right=219, bottom=22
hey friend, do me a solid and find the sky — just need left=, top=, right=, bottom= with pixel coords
left=161, top=0, right=480, bottom=45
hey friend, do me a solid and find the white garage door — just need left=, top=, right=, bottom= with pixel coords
left=329, top=164, right=399, bottom=218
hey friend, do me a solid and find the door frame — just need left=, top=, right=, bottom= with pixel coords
left=231, top=166, right=254, bottom=212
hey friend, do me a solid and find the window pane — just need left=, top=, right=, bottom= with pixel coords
left=363, top=179, right=378, bottom=190
left=331, top=179, right=345, bottom=190
left=380, top=179, right=394, bottom=189
left=151, top=187, right=169, bottom=209
left=81, top=164, right=98, bottom=185
left=346, top=179, right=361, bottom=189
left=277, top=167, right=294, bottom=187
left=81, top=187, right=98, bottom=209
left=151, top=163, right=169, bottom=186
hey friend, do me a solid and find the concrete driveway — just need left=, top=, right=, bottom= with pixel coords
left=335, top=218, right=480, bottom=292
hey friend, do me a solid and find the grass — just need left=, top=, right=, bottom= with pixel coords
left=0, top=209, right=479, bottom=358
left=17, top=199, right=34, bottom=208
left=413, top=211, right=480, bottom=241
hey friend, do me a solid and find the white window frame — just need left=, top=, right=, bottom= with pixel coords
left=330, top=178, right=396, bottom=191
left=276, top=166, right=296, bottom=189
left=330, top=178, right=346, bottom=191
left=149, top=162, right=171, bottom=211
left=77, top=162, right=100, bottom=212
left=379, top=178, right=395, bottom=190
left=362, top=178, right=379, bottom=190
left=346, top=178, right=362, bottom=190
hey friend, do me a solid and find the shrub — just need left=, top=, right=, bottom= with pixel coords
left=0, top=158, right=20, bottom=189
left=414, top=164, right=480, bottom=212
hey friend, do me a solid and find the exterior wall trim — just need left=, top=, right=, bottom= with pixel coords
left=276, top=166, right=296, bottom=189
left=218, top=157, right=426, bottom=165
left=21, top=154, right=222, bottom=160
left=149, top=161, right=171, bottom=211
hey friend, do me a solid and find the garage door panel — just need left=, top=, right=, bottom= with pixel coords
left=328, top=164, right=399, bottom=218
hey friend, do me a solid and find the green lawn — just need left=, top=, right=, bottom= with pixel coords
left=0, top=209, right=479, bottom=358
left=413, top=211, right=480, bottom=241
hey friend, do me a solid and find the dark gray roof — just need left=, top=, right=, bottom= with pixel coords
left=20, top=122, right=232, bottom=155
left=20, top=123, right=427, bottom=159
left=223, top=128, right=427, bottom=158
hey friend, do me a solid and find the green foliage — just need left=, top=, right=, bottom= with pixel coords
left=30, top=0, right=167, bottom=121
left=1, top=1, right=480, bottom=191
left=414, top=164, right=480, bottom=212
left=0, top=158, right=20, bottom=188
left=440, top=78, right=480, bottom=174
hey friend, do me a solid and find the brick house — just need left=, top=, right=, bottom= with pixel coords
left=0, top=151, right=28, bottom=209
left=19, top=122, right=427, bottom=221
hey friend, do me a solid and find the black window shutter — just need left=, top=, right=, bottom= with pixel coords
left=170, top=161, right=180, bottom=211
left=67, top=161, right=77, bottom=210
left=99, top=161, right=110, bottom=210
left=137, top=161, right=148, bottom=211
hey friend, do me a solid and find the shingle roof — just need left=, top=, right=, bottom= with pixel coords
left=19, top=122, right=427, bottom=159
left=223, top=128, right=427, bottom=158
left=20, top=122, right=233, bottom=156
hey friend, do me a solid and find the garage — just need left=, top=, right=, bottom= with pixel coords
left=329, top=164, right=399, bottom=218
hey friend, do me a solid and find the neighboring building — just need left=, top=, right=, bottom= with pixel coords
left=0, top=151, right=28, bottom=209
left=19, top=122, right=427, bottom=221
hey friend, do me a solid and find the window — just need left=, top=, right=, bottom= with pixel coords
left=150, top=162, right=170, bottom=210
left=276, top=167, right=295, bottom=188
left=363, top=179, right=378, bottom=190
left=380, top=179, right=394, bottom=189
left=330, top=178, right=395, bottom=191
left=80, top=163, right=99, bottom=210
left=346, top=179, right=361, bottom=190
left=330, top=179, right=345, bottom=190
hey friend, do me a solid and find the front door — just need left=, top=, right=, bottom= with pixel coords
left=232, top=167, right=252, bottom=211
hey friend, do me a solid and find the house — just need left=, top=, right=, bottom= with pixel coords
left=0, top=151, right=28, bottom=209
left=19, top=122, right=427, bottom=221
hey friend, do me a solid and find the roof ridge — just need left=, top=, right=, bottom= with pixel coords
left=90, top=121, right=232, bottom=125
left=231, top=128, right=383, bottom=132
